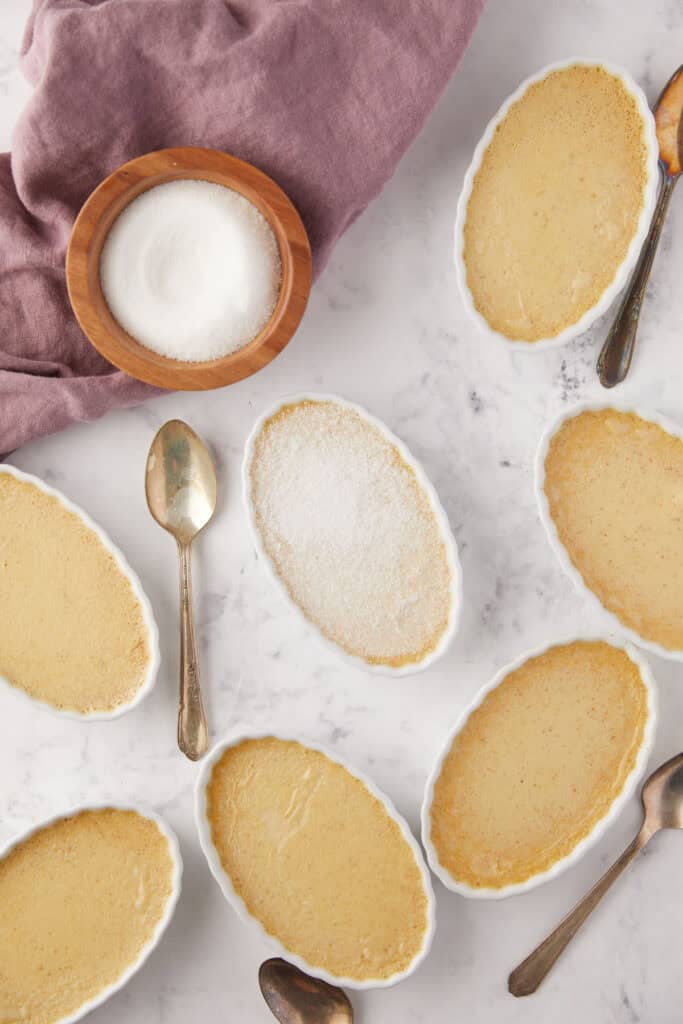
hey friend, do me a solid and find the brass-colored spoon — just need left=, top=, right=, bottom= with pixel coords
left=597, top=65, right=683, bottom=387
left=509, top=752, right=683, bottom=996
left=259, top=959, right=353, bottom=1024
left=145, top=419, right=216, bottom=761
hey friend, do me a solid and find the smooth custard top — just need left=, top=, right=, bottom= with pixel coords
left=0, top=809, right=174, bottom=1024
left=0, top=473, right=150, bottom=712
left=544, top=408, right=683, bottom=650
left=429, top=641, right=648, bottom=890
left=463, top=64, right=648, bottom=341
left=249, top=400, right=453, bottom=667
left=206, top=737, right=430, bottom=981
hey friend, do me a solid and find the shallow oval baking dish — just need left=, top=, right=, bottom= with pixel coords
left=536, top=401, right=683, bottom=660
left=454, top=57, right=659, bottom=349
left=0, top=802, right=182, bottom=1024
left=242, top=393, right=462, bottom=676
left=196, top=730, right=436, bottom=988
left=0, top=464, right=160, bottom=719
left=421, top=636, right=656, bottom=898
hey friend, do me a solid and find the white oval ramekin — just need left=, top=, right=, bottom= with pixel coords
left=536, top=400, right=683, bottom=661
left=421, top=636, right=657, bottom=899
left=242, top=393, right=462, bottom=676
left=0, top=802, right=183, bottom=1024
left=196, top=730, right=436, bottom=989
left=454, top=57, right=660, bottom=350
left=0, top=464, right=160, bottom=719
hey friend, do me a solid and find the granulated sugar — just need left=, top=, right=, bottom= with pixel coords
left=248, top=399, right=454, bottom=667
left=100, top=179, right=281, bottom=361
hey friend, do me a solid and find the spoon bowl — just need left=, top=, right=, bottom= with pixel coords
left=146, top=419, right=217, bottom=544
left=259, top=958, right=353, bottom=1024
left=655, top=64, right=683, bottom=176
left=641, top=751, right=683, bottom=830
left=145, top=420, right=216, bottom=760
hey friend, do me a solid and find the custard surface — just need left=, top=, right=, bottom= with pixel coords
left=0, top=809, right=174, bottom=1024
left=463, top=64, right=648, bottom=341
left=206, top=737, right=430, bottom=981
left=0, top=473, right=151, bottom=712
left=249, top=400, right=453, bottom=667
left=429, top=641, right=648, bottom=889
left=544, top=409, right=683, bottom=650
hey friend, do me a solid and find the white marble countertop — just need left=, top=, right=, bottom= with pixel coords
left=2, top=2, right=683, bottom=1021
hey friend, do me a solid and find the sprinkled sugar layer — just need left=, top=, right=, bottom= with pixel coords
left=248, top=399, right=455, bottom=668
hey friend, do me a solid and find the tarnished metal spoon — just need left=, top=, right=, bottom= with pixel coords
left=259, top=959, right=353, bottom=1024
left=597, top=65, right=683, bottom=387
left=145, top=419, right=215, bottom=761
left=509, top=752, right=683, bottom=996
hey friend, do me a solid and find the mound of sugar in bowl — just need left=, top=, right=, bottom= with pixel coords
left=100, top=180, right=282, bottom=361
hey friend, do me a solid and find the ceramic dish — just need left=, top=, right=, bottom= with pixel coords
left=536, top=400, right=683, bottom=660
left=0, top=802, right=182, bottom=1024
left=195, top=730, right=436, bottom=989
left=242, top=393, right=462, bottom=676
left=454, top=57, right=659, bottom=349
left=421, top=636, right=657, bottom=899
left=66, top=146, right=311, bottom=390
left=0, top=464, right=159, bottom=719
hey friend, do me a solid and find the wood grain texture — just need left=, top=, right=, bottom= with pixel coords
left=66, top=147, right=312, bottom=391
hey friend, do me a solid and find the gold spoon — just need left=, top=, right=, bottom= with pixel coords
left=597, top=65, right=683, bottom=387
left=509, top=752, right=683, bottom=996
left=145, top=419, right=215, bottom=761
left=259, top=959, right=353, bottom=1024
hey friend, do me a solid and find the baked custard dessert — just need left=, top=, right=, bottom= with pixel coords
left=463, top=63, right=650, bottom=341
left=543, top=408, right=683, bottom=651
left=0, top=470, right=153, bottom=713
left=427, top=641, right=649, bottom=891
left=246, top=398, right=455, bottom=669
left=0, top=808, right=176, bottom=1024
left=204, top=736, right=432, bottom=983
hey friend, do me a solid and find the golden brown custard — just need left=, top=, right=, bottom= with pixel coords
left=428, top=641, right=648, bottom=890
left=0, top=472, right=151, bottom=712
left=248, top=399, right=454, bottom=668
left=463, top=64, right=649, bottom=341
left=544, top=408, right=683, bottom=651
left=0, top=809, right=175, bottom=1024
left=206, top=737, right=430, bottom=981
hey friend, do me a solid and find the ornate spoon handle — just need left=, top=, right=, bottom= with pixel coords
left=508, top=829, right=650, bottom=997
left=597, top=174, right=677, bottom=388
left=177, top=541, right=208, bottom=761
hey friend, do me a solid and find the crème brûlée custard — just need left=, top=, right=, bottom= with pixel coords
left=543, top=408, right=683, bottom=651
left=428, top=641, right=649, bottom=891
left=0, top=471, right=152, bottom=713
left=248, top=399, right=455, bottom=669
left=0, top=809, right=176, bottom=1024
left=205, top=737, right=432, bottom=983
left=463, top=63, right=651, bottom=341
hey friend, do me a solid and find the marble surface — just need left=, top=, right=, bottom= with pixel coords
left=1, top=2, right=683, bottom=1021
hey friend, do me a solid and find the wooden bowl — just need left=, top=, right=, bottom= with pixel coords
left=66, top=147, right=312, bottom=390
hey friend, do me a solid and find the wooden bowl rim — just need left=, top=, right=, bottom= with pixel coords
left=66, top=146, right=312, bottom=391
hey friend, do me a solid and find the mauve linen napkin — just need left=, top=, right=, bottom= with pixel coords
left=0, top=0, right=483, bottom=453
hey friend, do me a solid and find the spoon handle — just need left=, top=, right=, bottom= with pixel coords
left=508, top=828, right=650, bottom=996
left=177, top=542, right=208, bottom=761
left=597, top=173, right=677, bottom=388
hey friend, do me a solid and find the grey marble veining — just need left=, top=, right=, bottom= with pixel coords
left=1, top=1, right=683, bottom=1021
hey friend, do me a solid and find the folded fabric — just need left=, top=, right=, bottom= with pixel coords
left=0, top=0, right=483, bottom=453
